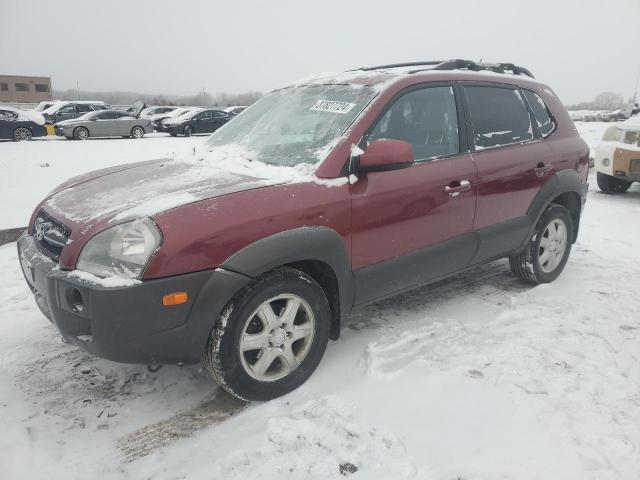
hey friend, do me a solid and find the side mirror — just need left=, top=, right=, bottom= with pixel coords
left=358, top=139, right=414, bottom=173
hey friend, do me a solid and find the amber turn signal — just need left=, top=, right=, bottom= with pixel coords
left=162, top=292, right=188, bottom=306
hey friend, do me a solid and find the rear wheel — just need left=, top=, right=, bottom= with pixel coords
left=204, top=267, right=331, bottom=401
left=597, top=171, right=631, bottom=194
left=183, top=125, right=193, bottom=137
left=73, top=126, right=89, bottom=140
left=509, top=204, right=574, bottom=284
left=130, top=126, right=145, bottom=139
left=13, top=127, right=32, bottom=141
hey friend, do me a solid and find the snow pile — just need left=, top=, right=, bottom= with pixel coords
left=4, top=106, right=45, bottom=125
left=175, top=394, right=417, bottom=479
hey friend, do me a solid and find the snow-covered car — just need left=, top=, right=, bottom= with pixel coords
left=54, top=102, right=151, bottom=140
left=33, top=100, right=61, bottom=112
left=162, top=108, right=231, bottom=136
left=140, top=106, right=178, bottom=118
left=17, top=59, right=589, bottom=401
left=0, top=106, right=47, bottom=141
left=594, top=116, right=640, bottom=193
left=41, top=101, right=109, bottom=124
left=224, top=105, right=247, bottom=116
left=154, top=107, right=197, bottom=131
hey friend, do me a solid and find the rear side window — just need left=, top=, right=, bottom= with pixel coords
left=522, top=89, right=554, bottom=137
left=77, top=104, right=92, bottom=113
left=369, top=86, right=460, bottom=160
left=464, top=86, right=533, bottom=149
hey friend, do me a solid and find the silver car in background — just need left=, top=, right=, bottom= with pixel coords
left=55, top=102, right=152, bottom=140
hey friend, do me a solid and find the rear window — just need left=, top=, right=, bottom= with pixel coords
left=522, top=89, right=554, bottom=137
left=464, top=86, right=533, bottom=149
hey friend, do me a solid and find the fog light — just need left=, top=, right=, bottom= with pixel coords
left=67, top=288, right=84, bottom=313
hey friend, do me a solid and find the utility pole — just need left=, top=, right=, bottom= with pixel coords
left=202, top=87, right=206, bottom=106
left=76, top=80, right=80, bottom=100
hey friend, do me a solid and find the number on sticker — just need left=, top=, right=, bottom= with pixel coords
left=310, top=100, right=356, bottom=114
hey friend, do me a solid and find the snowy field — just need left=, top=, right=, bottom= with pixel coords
left=1, top=123, right=640, bottom=479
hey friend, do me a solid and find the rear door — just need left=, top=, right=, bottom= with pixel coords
left=91, top=110, right=118, bottom=136
left=191, top=110, right=210, bottom=133
left=351, top=84, right=478, bottom=304
left=210, top=110, right=229, bottom=132
left=114, top=111, right=134, bottom=135
left=462, top=83, right=555, bottom=263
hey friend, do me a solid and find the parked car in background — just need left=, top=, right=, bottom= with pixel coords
left=0, top=106, right=47, bottom=141
left=148, top=107, right=194, bottom=131
left=54, top=102, right=151, bottom=140
left=140, top=106, right=177, bottom=118
left=42, top=101, right=109, bottom=124
left=594, top=116, right=640, bottom=193
left=17, top=59, right=589, bottom=401
left=224, top=105, right=247, bottom=116
left=162, top=108, right=231, bottom=136
left=33, top=100, right=60, bottom=112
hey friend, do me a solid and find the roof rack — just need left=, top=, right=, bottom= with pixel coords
left=355, top=59, right=534, bottom=78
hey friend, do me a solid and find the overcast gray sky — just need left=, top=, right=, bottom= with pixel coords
left=1, top=0, right=639, bottom=104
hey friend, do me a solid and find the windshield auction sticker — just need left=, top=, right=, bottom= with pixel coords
left=310, top=100, right=356, bottom=114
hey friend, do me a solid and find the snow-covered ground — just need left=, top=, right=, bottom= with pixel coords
left=1, top=123, right=640, bottom=479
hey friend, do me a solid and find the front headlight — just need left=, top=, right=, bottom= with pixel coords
left=76, top=218, right=162, bottom=279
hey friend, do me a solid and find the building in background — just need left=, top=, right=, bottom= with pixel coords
left=0, top=75, right=52, bottom=103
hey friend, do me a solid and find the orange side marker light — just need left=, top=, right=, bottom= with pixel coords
left=163, top=292, right=189, bottom=306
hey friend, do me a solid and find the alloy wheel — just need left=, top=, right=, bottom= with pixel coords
left=239, top=294, right=315, bottom=382
left=14, top=128, right=31, bottom=141
left=538, top=218, right=568, bottom=273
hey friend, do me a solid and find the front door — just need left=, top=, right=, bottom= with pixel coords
left=351, top=84, right=478, bottom=304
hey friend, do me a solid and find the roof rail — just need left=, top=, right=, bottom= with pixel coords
left=355, top=59, right=535, bottom=78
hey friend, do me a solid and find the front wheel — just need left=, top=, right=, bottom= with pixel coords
left=204, top=268, right=331, bottom=401
left=597, top=171, right=631, bottom=194
left=13, top=127, right=32, bottom=141
left=509, top=204, right=574, bottom=284
left=183, top=125, right=193, bottom=137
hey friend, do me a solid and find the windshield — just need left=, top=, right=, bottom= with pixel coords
left=204, top=84, right=377, bottom=166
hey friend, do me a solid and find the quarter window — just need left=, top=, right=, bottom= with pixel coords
left=522, top=89, right=555, bottom=137
left=464, top=86, right=533, bottom=149
left=15, top=83, right=29, bottom=92
left=369, top=86, right=460, bottom=160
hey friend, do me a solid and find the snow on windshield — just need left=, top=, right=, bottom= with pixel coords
left=202, top=84, right=377, bottom=167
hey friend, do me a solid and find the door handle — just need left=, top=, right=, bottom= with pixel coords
left=444, top=179, right=471, bottom=197
left=534, top=162, right=552, bottom=176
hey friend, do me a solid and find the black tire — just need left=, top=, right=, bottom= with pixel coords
left=509, top=204, right=574, bottom=284
left=597, top=171, right=631, bottom=194
left=73, top=126, right=89, bottom=140
left=183, top=125, right=193, bottom=137
left=13, top=127, right=32, bottom=141
left=204, top=267, right=331, bottom=401
left=130, top=126, right=145, bottom=139
left=169, top=132, right=177, bottom=137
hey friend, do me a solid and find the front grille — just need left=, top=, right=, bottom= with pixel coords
left=34, top=211, right=71, bottom=262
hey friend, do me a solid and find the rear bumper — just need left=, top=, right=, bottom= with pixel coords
left=17, top=233, right=250, bottom=365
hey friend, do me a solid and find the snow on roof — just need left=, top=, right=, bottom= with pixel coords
left=2, top=106, right=45, bottom=125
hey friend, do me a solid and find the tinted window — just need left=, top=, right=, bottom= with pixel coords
left=114, top=111, right=131, bottom=118
left=369, top=86, right=459, bottom=160
left=15, top=83, right=29, bottom=92
left=96, top=111, right=117, bottom=119
left=35, top=83, right=49, bottom=93
left=77, top=104, right=92, bottom=113
left=0, top=110, right=18, bottom=120
left=58, top=105, right=75, bottom=114
left=197, top=111, right=212, bottom=119
left=0, top=83, right=8, bottom=91
left=211, top=110, right=227, bottom=118
left=465, top=86, right=533, bottom=149
left=522, top=89, right=554, bottom=137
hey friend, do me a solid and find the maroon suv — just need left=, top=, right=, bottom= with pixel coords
left=18, top=60, right=589, bottom=401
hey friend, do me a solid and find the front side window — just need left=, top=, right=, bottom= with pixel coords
left=465, top=85, right=533, bottom=149
left=57, top=105, right=75, bottom=114
left=15, top=83, right=29, bottom=92
left=368, top=86, right=459, bottom=160
left=522, top=89, right=554, bottom=137
left=77, top=104, right=92, bottom=113
left=205, top=84, right=377, bottom=167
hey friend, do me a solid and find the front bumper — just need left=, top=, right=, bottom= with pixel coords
left=17, top=233, right=250, bottom=365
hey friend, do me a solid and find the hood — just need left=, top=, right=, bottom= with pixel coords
left=131, top=100, right=146, bottom=118
left=41, top=157, right=277, bottom=230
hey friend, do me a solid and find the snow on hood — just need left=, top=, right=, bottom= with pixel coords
left=4, top=106, right=45, bottom=125
left=618, top=115, right=640, bottom=131
left=43, top=143, right=347, bottom=227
